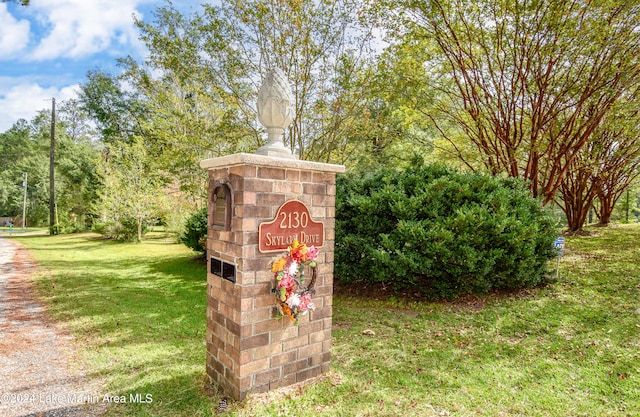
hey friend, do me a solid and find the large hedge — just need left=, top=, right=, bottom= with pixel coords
left=335, top=164, right=558, bottom=299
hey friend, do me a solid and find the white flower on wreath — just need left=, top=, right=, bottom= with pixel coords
left=287, top=260, right=299, bottom=278
left=286, top=293, right=301, bottom=309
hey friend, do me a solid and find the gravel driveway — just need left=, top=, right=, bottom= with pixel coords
left=0, top=238, right=105, bottom=417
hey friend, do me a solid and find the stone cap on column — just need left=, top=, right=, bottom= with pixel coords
left=200, top=153, right=346, bottom=173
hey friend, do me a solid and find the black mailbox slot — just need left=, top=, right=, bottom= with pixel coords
left=210, top=257, right=222, bottom=276
left=222, top=262, right=236, bottom=283
left=211, top=256, right=236, bottom=283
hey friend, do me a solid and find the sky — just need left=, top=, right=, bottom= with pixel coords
left=0, top=0, right=197, bottom=132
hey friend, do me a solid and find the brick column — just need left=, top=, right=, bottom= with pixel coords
left=200, top=153, right=345, bottom=401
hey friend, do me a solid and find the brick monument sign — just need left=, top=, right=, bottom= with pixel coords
left=200, top=68, right=344, bottom=400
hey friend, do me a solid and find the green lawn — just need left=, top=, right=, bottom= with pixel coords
left=13, top=225, right=640, bottom=416
left=13, top=232, right=213, bottom=416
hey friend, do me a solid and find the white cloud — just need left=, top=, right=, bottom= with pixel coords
left=0, top=0, right=160, bottom=131
left=0, top=81, right=79, bottom=131
left=0, top=3, right=31, bottom=57
left=27, top=0, right=148, bottom=61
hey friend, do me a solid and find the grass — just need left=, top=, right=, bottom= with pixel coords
left=12, top=225, right=640, bottom=416
left=13, top=232, right=214, bottom=416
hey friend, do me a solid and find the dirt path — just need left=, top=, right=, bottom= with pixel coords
left=0, top=238, right=105, bottom=417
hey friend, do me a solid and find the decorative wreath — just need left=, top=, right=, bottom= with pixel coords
left=270, top=240, right=318, bottom=324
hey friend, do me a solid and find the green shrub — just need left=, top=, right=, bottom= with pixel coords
left=116, top=217, right=149, bottom=241
left=92, top=217, right=149, bottom=241
left=335, top=164, right=558, bottom=299
left=180, top=207, right=208, bottom=254
left=53, top=217, right=91, bottom=234
left=92, top=222, right=110, bottom=235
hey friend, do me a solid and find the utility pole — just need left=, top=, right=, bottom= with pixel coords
left=22, top=172, right=27, bottom=229
left=49, top=97, right=56, bottom=235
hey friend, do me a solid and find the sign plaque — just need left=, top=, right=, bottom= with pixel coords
left=259, top=200, right=324, bottom=253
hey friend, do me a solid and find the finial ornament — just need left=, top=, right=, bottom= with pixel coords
left=256, top=68, right=296, bottom=159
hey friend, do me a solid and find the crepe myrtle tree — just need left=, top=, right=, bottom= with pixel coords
left=382, top=0, right=640, bottom=205
left=558, top=89, right=640, bottom=232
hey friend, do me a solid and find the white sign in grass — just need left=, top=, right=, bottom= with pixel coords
left=554, top=237, right=565, bottom=279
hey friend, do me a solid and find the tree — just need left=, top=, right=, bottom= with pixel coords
left=556, top=142, right=603, bottom=233
left=613, top=182, right=640, bottom=223
left=389, top=0, right=640, bottom=205
left=557, top=88, right=640, bottom=232
left=593, top=109, right=640, bottom=226
left=0, top=121, right=41, bottom=219
left=81, top=0, right=386, bottom=206
left=597, top=166, right=640, bottom=226
left=124, top=0, right=380, bottom=168
left=97, top=139, right=166, bottom=242
left=206, top=0, right=379, bottom=162
left=0, top=105, right=100, bottom=230
left=118, top=5, right=252, bottom=202
left=78, top=70, right=145, bottom=144
left=57, top=99, right=98, bottom=144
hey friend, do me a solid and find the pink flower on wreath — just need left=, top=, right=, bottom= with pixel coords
left=306, top=246, right=319, bottom=261
left=278, top=273, right=295, bottom=292
left=298, top=293, right=315, bottom=312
